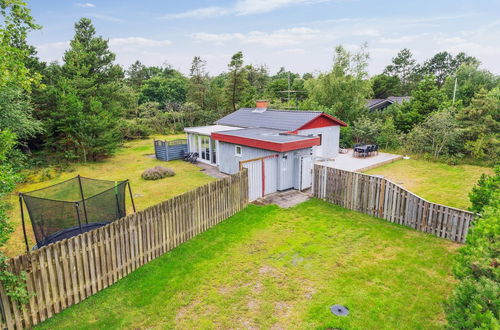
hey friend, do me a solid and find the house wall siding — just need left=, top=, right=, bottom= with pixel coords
left=218, top=141, right=312, bottom=191
left=218, top=142, right=278, bottom=175
left=298, top=126, right=340, bottom=158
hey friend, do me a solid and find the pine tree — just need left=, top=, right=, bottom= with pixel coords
left=45, top=18, right=126, bottom=161
left=224, top=51, right=249, bottom=113
left=187, top=56, right=209, bottom=108
left=384, top=48, right=418, bottom=94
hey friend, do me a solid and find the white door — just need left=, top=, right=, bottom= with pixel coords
left=264, top=157, right=278, bottom=195
left=243, top=160, right=263, bottom=201
left=300, top=156, right=312, bottom=190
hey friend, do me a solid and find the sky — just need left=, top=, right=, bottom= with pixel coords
left=29, top=0, right=500, bottom=76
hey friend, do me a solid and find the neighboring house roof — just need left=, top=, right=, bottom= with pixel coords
left=366, top=99, right=385, bottom=108
left=212, top=128, right=321, bottom=152
left=216, top=108, right=347, bottom=132
left=366, top=96, right=410, bottom=110
left=387, top=96, right=411, bottom=104
left=184, top=125, right=243, bottom=136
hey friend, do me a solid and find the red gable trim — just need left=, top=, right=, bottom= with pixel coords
left=212, top=133, right=320, bottom=152
left=289, top=113, right=347, bottom=134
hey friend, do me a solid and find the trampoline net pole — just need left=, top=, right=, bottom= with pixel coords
left=127, top=180, right=136, bottom=213
left=114, top=181, right=121, bottom=218
left=74, top=202, right=83, bottom=234
left=19, top=194, right=30, bottom=253
left=77, top=175, right=89, bottom=224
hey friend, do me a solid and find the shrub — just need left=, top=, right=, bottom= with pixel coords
left=141, top=166, right=175, bottom=180
left=446, top=170, right=500, bottom=329
left=446, top=277, right=500, bottom=329
left=469, top=167, right=500, bottom=214
left=119, top=119, right=151, bottom=140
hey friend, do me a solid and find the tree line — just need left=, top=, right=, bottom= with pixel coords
left=3, top=15, right=499, bottom=167
left=0, top=0, right=499, bottom=312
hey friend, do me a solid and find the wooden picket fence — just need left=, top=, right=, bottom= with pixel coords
left=0, top=170, right=248, bottom=329
left=313, top=165, right=474, bottom=243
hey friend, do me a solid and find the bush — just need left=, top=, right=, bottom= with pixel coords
left=469, top=167, right=500, bottom=214
left=446, top=170, right=500, bottom=329
left=119, top=119, right=151, bottom=140
left=446, top=277, right=500, bottom=329
left=141, top=166, right=175, bottom=180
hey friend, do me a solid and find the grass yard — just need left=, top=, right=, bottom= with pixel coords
left=364, top=158, right=493, bottom=210
left=3, top=135, right=215, bottom=257
left=37, top=199, right=458, bottom=329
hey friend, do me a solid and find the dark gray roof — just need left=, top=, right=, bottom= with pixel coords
left=366, top=96, right=410, bottom=110
left=387, top=96, right=411, bottom=104
left=366, top=99, right=385, bottom=108
left=216, top=108, right=322, bottom=131
left=216, top=128, right=317, bottom=143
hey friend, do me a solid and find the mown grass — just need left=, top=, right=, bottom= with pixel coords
left=4, top=135, right=214, bottom=257
left=364, top=158, right=493, bottom=210
left=36, top=199, right=458, bottom=329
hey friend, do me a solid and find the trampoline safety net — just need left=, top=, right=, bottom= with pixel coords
left=21, top=176, right=129, bottom=249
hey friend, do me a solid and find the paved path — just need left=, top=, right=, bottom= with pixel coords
left=255, top=189, right=311, bottom=208
left=318, top=149, right=402, bottom=172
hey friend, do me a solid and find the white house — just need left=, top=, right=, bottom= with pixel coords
left=184, top=101, right=347, bottom=200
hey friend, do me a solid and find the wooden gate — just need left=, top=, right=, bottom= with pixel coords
left=240, top=154, right=279, bottom=201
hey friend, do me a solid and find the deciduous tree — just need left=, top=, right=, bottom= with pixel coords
left=305, top=44, right=371, bottom=123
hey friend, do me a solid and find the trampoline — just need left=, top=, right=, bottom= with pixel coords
left=19, top=175, right=136, bottom=251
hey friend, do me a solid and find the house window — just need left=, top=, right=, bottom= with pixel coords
left=318, top=134, right=323, bottom=145
left=235, top=145, right=242, bottom=157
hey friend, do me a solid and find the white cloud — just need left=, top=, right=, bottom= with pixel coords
left=36, top=41, right=70, bottom=51
left=351, top=29, right=380, bottom=37
left=192, top=32, right=245, bottom=45
left=160, top=7, right=229, bottom=19
left=193, top=27, right=319, bottom=46
left=89, top=13, right=123, bottom=22
left=162, top=0, right=327, bottom=19
left=234, top=0, right=327, bottom=15
left=378, top=34, right=426, bottom=44
left=76, top=2, right=95, bottom=8
left=109, top=37, right=172, bottom=48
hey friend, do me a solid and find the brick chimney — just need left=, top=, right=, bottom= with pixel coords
left=255, top=100, right=269, bottom=109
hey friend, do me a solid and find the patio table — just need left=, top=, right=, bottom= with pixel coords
left=354, top=145, right=370, bottom=157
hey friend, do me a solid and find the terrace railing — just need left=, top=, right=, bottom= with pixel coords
left=0, top=170, right=248, bottom=329
left=154, top=139, right=188, bottom=161
left=313, top=164, right=474, bottom=243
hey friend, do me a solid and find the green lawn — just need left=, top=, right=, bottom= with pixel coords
left=364, top=158, right=493, bottom=210
left=4, top=135, right=215, bottom=257
left=36, top=199, right=458, bottom=329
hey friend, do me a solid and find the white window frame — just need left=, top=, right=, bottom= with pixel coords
left=235, top=145, right=242, bottom=157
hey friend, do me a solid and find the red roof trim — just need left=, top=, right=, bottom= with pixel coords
left=289, top=113, right=347, bottom=134
left=212, top=133, right=320, bottom=152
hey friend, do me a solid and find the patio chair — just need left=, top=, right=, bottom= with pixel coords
left=372, top=145, right=379, bottom=156
left=190, top=152, right=199, bottom=164
left=353, top=143, right=362, bottom=157
left=367, top=145, right=375, bottom=157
